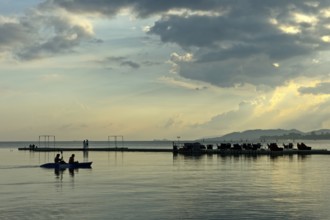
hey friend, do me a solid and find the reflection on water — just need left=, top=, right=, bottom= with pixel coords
left=54, top=168, right=63, bottom=180
left=170, top=153, right=329, bottom=219
left=69, top=168, right=80, bottom=177
left=53, top=168, right=81, bottom=181
left=53, top=168, right=82, bottom=178
left=172, top=152, right=313, bottom=163
left=83, top=151, right=89, bottom=162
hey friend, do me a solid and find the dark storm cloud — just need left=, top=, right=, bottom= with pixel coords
left=145, top=0, right=330, bottom=87
left=147, top=1, right=325, bottom=59
left=299, top=82, right=330, bottom=95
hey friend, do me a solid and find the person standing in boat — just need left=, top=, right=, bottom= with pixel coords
left=69, top=154, right=78, bottom=164
left=54, top=153, right=65, bottom=164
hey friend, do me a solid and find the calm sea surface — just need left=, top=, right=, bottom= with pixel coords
left=1, top=140, right=330, bottom=219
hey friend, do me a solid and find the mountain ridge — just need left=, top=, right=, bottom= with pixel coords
left=202, top=129, right=330, bottom=141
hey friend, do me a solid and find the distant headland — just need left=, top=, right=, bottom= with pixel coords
left=201, top=129, right=330, bottom=142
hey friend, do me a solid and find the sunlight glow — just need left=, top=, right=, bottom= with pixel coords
left=272, top=63, right=280, bottom=68
left=293, top=12, right=318, bottom=25
left=253, top=80, right=328, bottom=125
left=278, top=25, right=301, bottom=34
left=321, top=35, right=330, bottom=42
left=320, top=8, right=330, bottom=17
left=170, top=53, right=194, bottom=62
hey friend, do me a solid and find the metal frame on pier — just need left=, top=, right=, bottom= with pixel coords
left=108, top=135, right=124, bottom=148
left=38, top=135, right=56, bottom=148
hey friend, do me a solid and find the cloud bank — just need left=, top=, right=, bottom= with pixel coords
left=2, top=0, right=330, bottom=89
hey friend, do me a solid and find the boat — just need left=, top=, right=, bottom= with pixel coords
left=173, top=142, right=206, bottom=155
left=267, top=143, right=283, bottom=151
left=40, top=162, right=92, bottom=169
left=297, top=142, right=312, bottom=150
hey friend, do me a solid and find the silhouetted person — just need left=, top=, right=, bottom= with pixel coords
left=69, top=154, right=78, bottom=164
left=54, top=154, right=65, bottom=164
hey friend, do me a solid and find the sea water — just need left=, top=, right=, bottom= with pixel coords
left=1, top=141, right=330, bottom=219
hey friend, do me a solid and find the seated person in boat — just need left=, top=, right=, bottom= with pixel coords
left=69, top=154, right=78, bottom=164
left=54, top=154, right=66, bottom=164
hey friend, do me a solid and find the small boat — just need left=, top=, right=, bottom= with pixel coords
left=267, top=143, right=283, bottom=151
left=297, top=142, right=312, bottom=150
left=40, top=162, right=92, bottom=169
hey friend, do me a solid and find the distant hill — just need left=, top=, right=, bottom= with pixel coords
left=203, top=129, right=330, bottom=142
left=307, top=129, right=330, bottom=135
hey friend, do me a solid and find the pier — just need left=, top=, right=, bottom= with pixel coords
left=17, top=146, right=330, bottom=155
left=17, top=137, right=330, bottom=156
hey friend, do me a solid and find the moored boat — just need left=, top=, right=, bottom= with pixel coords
left=267, top=143, right=283, bottom=151
left=173, top=142, right=205, bottom=155
left=297, top=142, right=312, bottom=150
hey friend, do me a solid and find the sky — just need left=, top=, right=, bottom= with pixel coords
left=1, top=0, right=330, bottom=141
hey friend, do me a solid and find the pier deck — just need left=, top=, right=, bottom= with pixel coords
left=17, top=147, right=330, bottom=155
left=18, top=147, right=172, bottom=152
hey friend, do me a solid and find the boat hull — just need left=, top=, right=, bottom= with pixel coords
left=40, top=162, right=92, bottom=169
